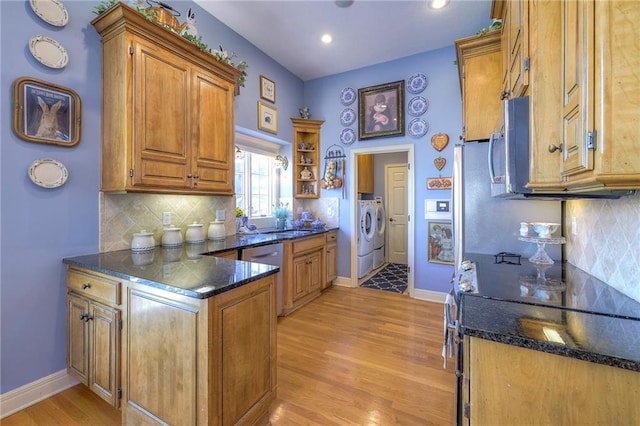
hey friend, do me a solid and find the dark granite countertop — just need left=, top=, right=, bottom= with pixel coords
left=63, top=228, right=337, bottom=299
left=459, top=254, right=640, bottom=371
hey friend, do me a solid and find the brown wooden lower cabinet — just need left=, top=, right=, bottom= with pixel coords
left=123, top=274, right=277, bottom=425
left=466, top=336, right=640, bottom=425
left=281, top=234, right=326, bottom=316
left=67, top=268, right=121, bottom=408
left=67, top=265, right=276, bottom=425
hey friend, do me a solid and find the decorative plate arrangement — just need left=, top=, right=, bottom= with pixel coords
left=408, top=118, right=429, bottom=138
left=407, top=73, right=428, bottom=94
left=340, top=128, right=356, bottom=145
left=340, top=87, right=356, bottom=106
left=407, top=96, right=428, bottom=116
left=29, top=35, right=69, bottom=69
left=28, top=158, right=68, bottom=188
left=30, top=0, right=69, bottom=27
left=340, top=108, right=356, bottom=126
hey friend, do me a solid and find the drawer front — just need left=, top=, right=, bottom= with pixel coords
left=67, top=269, right=121, bottom=306
left=326, top=231, right=337, bottom=243
left=293, top=236, right=324, bottom=254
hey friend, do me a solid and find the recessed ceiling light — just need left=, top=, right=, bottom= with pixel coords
left=334, top=0, right=354, bottom=8
left=428, top=0, right=450, bottom=10
left=321, top=33, right=333, bottom=44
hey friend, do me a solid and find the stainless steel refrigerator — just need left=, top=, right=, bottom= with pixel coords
left=452, top=142, right=562, bottom=269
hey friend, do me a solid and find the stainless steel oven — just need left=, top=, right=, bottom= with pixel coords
left=444, top=259, right=478, bottom=425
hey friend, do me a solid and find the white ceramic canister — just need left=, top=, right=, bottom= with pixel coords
left=161, top=226, right=183, bottom=247
left=185, top=222, right=205, bottom=244
left=208, top=220, right=226, bottom=241
left=131, top=230, right=155, bottom=252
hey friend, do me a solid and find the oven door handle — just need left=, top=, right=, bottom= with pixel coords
left=443, top=290, right=458, bottom=367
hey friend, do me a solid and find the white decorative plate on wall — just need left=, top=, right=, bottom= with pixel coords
left=340, top=128, right=356, bottom=145
left=30, top=0, right=69, bottom=27
left=407, top=96, right=428, bottom=116
left=340, top=87, right=356, bottom=106
left=407, top=73, right=428, bottom=94
left=340, top=108, right=356, bottom=126
left=29, top=35, right=69, bottom=69
left=28, top=158, right=69, bottom=188
left=408, top=118, right=429, bottom=138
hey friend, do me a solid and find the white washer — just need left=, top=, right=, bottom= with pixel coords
left=373, top=197, right=386, bottom=269
left=357, top=200, right=375, bottom=278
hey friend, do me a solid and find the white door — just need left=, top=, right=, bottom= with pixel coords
left=385, top=164, right=408, bottom=264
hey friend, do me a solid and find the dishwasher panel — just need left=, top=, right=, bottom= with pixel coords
left=241, top=243, right=283, bottom=316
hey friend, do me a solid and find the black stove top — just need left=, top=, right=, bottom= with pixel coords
left=457, top=253, right=640, bottom=320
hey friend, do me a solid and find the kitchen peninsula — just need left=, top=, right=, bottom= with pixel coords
left=62, top=228, right=336, bottom=424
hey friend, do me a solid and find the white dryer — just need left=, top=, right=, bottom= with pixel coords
left=373, top=197, right=386, bottom=269
left=357, top=200, right=375, bottom=278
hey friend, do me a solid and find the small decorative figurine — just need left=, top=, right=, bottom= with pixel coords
left=300, top=167, right=312, bottom=180
left=299, top=106, right=311, bottom=119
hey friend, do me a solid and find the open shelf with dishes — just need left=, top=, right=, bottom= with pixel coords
left=291, top=118, right=324, bottom=199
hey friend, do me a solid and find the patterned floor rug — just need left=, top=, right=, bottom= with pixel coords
left=360, top=263, right=408, bottom=294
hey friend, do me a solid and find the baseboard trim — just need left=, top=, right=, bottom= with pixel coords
left=0, top=369, right=79, bottom=419
left=412, top=288, right=447, bottom=303
left=332, top=275, right=353, bottom=288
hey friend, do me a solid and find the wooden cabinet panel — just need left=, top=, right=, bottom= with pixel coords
left=325, top=231, right=337, bottom=287
left=455, top=32, right=502, bottom=142
left=282, top=235, right=327, bottom=315
left=126, top=289, right=198, bottom=424
left=68, top=294, right=89, bottom=385
left=293, top=255, right=309, bottom=302
left=468, top=337, right=640, bottom=424
left=90, top=304, right=119, bottom=406
left=357, top=154, right=374, bottom=194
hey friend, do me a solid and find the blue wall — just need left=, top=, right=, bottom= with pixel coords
left=0, top=0, right=302, bottom=394
left=1, top=0, right=467, bottom=394
left=306, top=46, right=461, bottom=293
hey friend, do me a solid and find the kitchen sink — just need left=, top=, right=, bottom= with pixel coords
left=259, top=229, right=313, bottom=235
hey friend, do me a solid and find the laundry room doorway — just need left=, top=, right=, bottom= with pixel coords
left=349, top=145, right=414, bottom=297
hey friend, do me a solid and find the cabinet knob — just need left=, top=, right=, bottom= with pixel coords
left=187, top=174, right=193, bottom=178
left=84, top=314, right=93, bottom=322
left=548, top=143, right=563, bottom=153
left=81, top=283, right=91, bottom=290
left=79, top=313, right=87, bottom=321
left=500, top=90, right=510, bottom=100
left=193, top=175, right=199, bottom=180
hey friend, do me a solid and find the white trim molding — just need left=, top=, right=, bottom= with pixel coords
left=0, top=370, right=79, bottom=419
left=412, top=288, right=448, bottom=303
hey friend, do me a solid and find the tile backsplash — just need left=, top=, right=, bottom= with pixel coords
left=565, top=192, right=640, bottom=303
left=100, top=193, right=235, bottom=252
left=99, top=194, right=341, bottom=252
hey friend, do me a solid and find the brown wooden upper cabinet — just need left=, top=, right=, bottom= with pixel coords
left=357, top=154, right=374, bottom=194
left=92, top=3, right=241, bottom=195
left=455, top=31, right=502, bottom=142
left=492, top=0, right=530, bottom=100
left=525, top=0, right=640, bottom=192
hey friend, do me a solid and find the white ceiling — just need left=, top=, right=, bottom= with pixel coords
left=194, top=0, right=494, bottom=81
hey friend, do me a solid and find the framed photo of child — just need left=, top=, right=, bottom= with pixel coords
left=12, top=77, right=81, bottom=147
left=358, top=80, right=404, bottom=140
left=428, top=221, right=454, bottom=265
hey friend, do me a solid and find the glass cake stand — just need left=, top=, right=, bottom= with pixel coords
left=518, top=235, right=566, bottom=265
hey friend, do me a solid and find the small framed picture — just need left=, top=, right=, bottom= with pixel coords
left=428, top=221, right=454, bottom=265
left=258, top=101, right=278, bottom=134
left=358, top=80, right=405, bottom=140
left=12, top=77, right=81, bottom=147
left=260, top=75, right=276, bottom=103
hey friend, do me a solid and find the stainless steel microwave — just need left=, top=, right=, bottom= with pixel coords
left=487, top=96, right=629, bottom=200
left=488, top=96, right=530, bottom=198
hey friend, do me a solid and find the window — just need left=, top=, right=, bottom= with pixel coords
left=234, top=133, right=281, bottom=219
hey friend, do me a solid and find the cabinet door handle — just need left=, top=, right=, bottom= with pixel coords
left=500, top=90, right=510, bottom=100
left=193, top=175, right=199, bottom=180
left=79, top=313, right=87, bottom=321
left=84, top=314, right=93, bottom=322
left=548, top=144, right=563, bottom=153
left=187, top=174, right=193, bottom=178
left=81, top=283, right=91, bottom=290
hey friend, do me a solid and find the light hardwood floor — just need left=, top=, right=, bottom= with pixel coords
left=3, top=286, right=454, bottom=425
